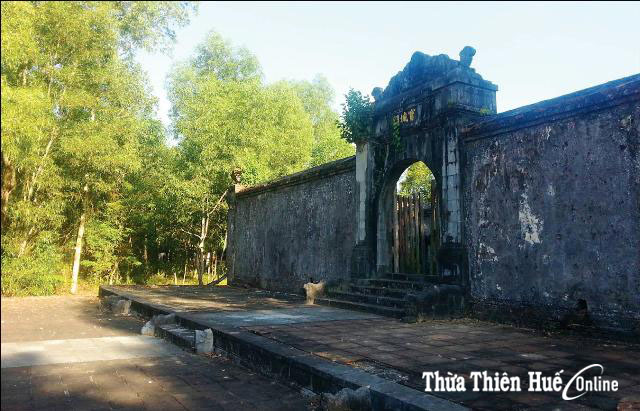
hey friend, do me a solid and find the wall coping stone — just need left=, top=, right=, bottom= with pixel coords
left=462, top=74, right=640, bottom=142
left=235, top=155, right=356, bottom=198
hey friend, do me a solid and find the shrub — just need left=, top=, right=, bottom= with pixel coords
left=1, top=244, right=66, bottom=296
left=337, top=88, right=373, bottom=144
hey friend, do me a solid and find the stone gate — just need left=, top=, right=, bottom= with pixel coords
left=227, top=48, right=640, bottom=335
left=351, top=47, right=497, bottom=286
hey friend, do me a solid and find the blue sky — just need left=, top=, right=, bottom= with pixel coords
left=137, top=1, right=640, bottom=130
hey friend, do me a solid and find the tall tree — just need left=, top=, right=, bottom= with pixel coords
left=284, top=75, right=354, bottom=166
left=1, top=1, right=196, bottom=294
left=168, top=31, right=314, bottom=285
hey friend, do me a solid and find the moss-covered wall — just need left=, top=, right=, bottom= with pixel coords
left=227, top=157, right=356, bottom=293
left=461, top=75, right=640, bottom=332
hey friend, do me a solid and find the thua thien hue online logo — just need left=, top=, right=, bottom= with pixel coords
left=423, top=364, right=618, bottom=400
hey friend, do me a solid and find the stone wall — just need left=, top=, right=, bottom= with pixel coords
left=461, top=75, right=640, bottom=332
left=227, top=157, right=356, bottom=293
left=224, top=54, right=639, bottom=333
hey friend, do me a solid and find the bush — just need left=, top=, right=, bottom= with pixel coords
left=1, top=246, right=66, bottom=296
left=1, top=271, right=65, bottom=296
left=143, top=269, right=200, bottom=286
left=337, top=88, right=373, bottom=144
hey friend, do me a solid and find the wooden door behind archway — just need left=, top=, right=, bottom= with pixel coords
left=392, top=191, right=435, bottom=274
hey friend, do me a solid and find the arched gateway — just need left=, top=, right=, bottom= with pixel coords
left=228, top=47, right=639, bottom=330
left=351, top=47, right=497, bottom=290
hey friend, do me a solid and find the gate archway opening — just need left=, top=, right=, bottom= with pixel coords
left=376, top=161, right=439, bottom=276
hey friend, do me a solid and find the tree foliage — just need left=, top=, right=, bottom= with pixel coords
left=2, top=8, right=352, bottom=295
left=285, top=76, right=354, bottom=166
left=337, top=88, right=373, bottom=144
left=167, top=31, right=338, bottom=284
left=398, top=162, right=434, bottom=202
left=1, top=1, right=196, bottom=294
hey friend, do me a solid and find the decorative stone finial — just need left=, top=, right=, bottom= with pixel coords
left=231, top=168, right=243, bottom=184
left=371, top=87, right=383, bottom=101
left=376, top=47, right=488, bottom=100
left=459, top=46, right=476, bottom=67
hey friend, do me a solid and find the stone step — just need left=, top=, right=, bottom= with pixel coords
left=326, top=291, right=406, bottom=309
left=380, top=273, right=462, bottom=284
left=381, top=273, right=452, bottom=283
left=155, top=323, right=195, bottom=351
left=349, top=285, right=408, bottom=299
left=314, top=297, right=404, bottom=318
left=365, top=278, right=429, bottom=290
left=382, top=273, right=427, bottom=282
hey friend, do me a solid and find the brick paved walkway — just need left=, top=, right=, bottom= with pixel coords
left=249, top=318, right=640, bottom=410
left=1, top=296, right=309, bottom=410
left=98, top=285, right=640, bottom=410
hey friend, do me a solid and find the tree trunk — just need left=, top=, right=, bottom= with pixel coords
left=197, top=249, right=204, bottom=286
left=213, top=252, right=218, bottom=281
left=221, top=230, right=228, bottom=259
left=183, top=260, right=187, bottom=285
left=196, top=215, right=209, bottom=286
left=17, top=227, right=35, bottom=257
left=70, top=211, right=86, bottom=294
left=1, top=152, right=15, bottom=229
left=143, top=235, right=148, bottom=266
left=18, top=139, right=54, bottom=254
left=26, top=136, right=54, bottom=203
left=206, top=252, right=211, bottom=283
left=70, top=182, right=89, bottom=294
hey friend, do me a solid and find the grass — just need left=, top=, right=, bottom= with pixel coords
left=2, top=266, right=229, bottom=297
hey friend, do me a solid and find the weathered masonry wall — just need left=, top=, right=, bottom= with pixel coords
left=225, top=49, right=638, bottom=333
left=227, top=157, right=356, bottom=293
left=461, top=75, right=640, bottom=332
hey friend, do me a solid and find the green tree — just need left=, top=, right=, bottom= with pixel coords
left=168, top=31, right=314, bottom=285
left=121, top=121, right=180, bottom=282
left=337, top=88, right=373, bottom=144
left=1, top=1, right=196, bottom=295
left=113, top=1, right=197, bottom=56
left=2, top=5, right=353, bottom=295
left=398, top=162, right=434, bottom=202
left=285, top=75, right=354, bottom=166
